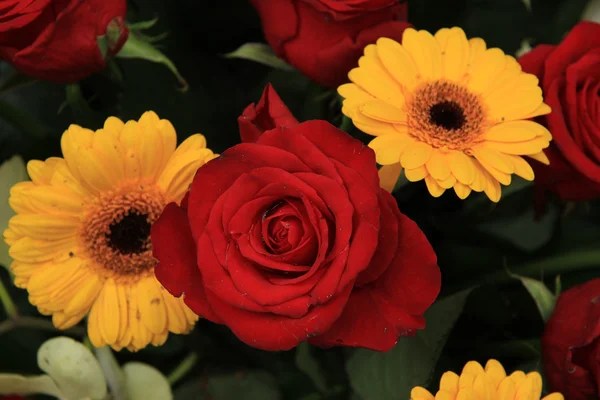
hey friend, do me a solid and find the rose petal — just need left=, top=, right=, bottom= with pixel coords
left=205, top=282, right=352, bottom=351
left=238, top=83, right=299, bottom=143
left=151, top=203, right=221, bottom=323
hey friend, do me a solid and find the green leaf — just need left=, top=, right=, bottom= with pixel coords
left=295, top=343, right=328, bottom=393
left=0, top=374, right=62, bottom=398
left=116, top=32, right=188, bottom=91
left=476, top=204, right=559, bottom=252
left=224, top=43, right=295, bottom=72
left=508, top=271, right=557, bottom=321
left=37, top=336, right=107, bottom=400
left=0, top=100, right=48, bottom=139
left=207, top=371, right=282, bottom=400
left=0, top=156, right=27, bottom=270
left=123, top=362, right=173, bottom=400
left=346, top=290, right=471, bottom=400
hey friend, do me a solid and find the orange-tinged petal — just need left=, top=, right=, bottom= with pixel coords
left=440, top=371, right=460, bottom=396
left=438, top=174, right=457, bottom=189
left=378, top=163, right=403, bottom=192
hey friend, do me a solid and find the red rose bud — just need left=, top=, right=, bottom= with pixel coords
left=519, top=21, right=600, bottom=202
left=151, top=85, right=441, bottom=352
left=542, top=278, right=600, bottom=400
left=0, top=0, right=128, bottom=83
left=249, top=0, right=411, bottom=88
left=238, top=83, right=300, bottom=143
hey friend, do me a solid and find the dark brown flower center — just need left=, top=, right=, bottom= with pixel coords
left=106, top=211, right=151, bottom=255
left=429, top=101, right=466, bottom=130
left=407, top=80, right=488, bottom=150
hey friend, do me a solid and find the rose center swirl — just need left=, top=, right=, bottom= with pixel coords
left=407, top=80, right=488, bottom=150
left=79, top=185, right=166, bottom=282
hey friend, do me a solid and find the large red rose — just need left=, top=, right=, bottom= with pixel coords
left=151, top=85, right=441, bottom=352
left=249, top=0, right=410, bottom=88
left=519, top=21, right=600, bottom=201
left=542, top=278, right=600, bottom=400
left=0, top=0, right=128, bottom=83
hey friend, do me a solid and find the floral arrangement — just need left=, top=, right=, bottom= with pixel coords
left=0, top=0, right=599, bottom=399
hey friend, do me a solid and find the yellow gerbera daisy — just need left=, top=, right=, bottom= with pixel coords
left=411, top=359, right=563, bottom=400
left=339, top=27, right=552, bottom=202
left=3, top=111, right=216, bottom=351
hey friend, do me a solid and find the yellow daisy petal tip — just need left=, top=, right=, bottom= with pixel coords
left=412, top=359, right=563, bottom=400
left=6, top=111, right=212, bottom=352
left=340, top=26, right=551, bottom=202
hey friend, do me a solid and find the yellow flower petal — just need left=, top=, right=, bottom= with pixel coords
left=439, top=27, right=470, bottom=81
left=467, top=38, right=487, bottom=68
left=438, top=174, right=457, bottom=189
left=426, top=151, right=452, bottom=180
left=64, top=273, right=102, bottom=315
left=401, top=141, right=433, bottom=169
left=483, top=121, right=539, bottom=142
left=425, top=175, right=446, bottom=197
left=483, top=138, right=550, bottom=156
left=411, top=387, right=434, bottom=400
left=376, top=37, right=419, bottom=90
left=359, top=101, right=406, bottom=123
left=447, top=151, right=475, bottom=185
left=368, top=135, right=411, bottom=165
left=484, top=360, right=507, bottom=390
left=402, top=28, right=443, bottom=81
left=8, top=214, right=78, bottom=240
left=467, top=48, right=506, bottom=93
left=440, top=372, right=460, bottom=396
left=507, top=155, right=534, bottom=181
left=27, top=158, right=63, bottom=185
left=454, top=182, right=472, bottom=199
left=136, top=277, right=168, bottom=335
left=471, top=147, right=514, bottom=174
left=527, top=151, right=550, bottom=165
left=348, top=65, right=404, bottom=104
left=405, top=165, right=428, bottom=182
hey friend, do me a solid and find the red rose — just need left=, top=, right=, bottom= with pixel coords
left=151, top=85, right=441, bottom=351
left=249, top=0, right=410, bottom=88
left=542, top=278, right=600, bottom=400
left=0, top=0, right=128, bottom=83
left=238, top=84, right=299, bottom=143
left=519, top=21, right=600, bottom=201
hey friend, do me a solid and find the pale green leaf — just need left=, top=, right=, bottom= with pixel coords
left=0, top=156, right=27, bottom=270
left=582, top=0, right=600, bottom=23
left=295, top=343, right=328, bottom=393
left=509, top=272, right=557, bottom=321
left=116, top=33, right=188, bottom=92
left=224, top=43, right=295, bottom=72
left=0, top=374, right=62, bottom=398
left=123, top=362, right=173, bottom=400
left=37, top=337, right=107, bottom=400
left=346, top=290, right=471, bottom=400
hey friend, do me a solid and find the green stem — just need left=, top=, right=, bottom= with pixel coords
left=0, top=279, right=18, bottom=318
left=167, top=352, right=198, bottom=386
left=0, top=315, right=86, bottom=336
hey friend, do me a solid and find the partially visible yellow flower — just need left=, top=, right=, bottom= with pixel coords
left=3, top=111, right=217, bottom=351
left=339, top=27, right=552, bottom=202
left=411, top=359, right=563, bottom=400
